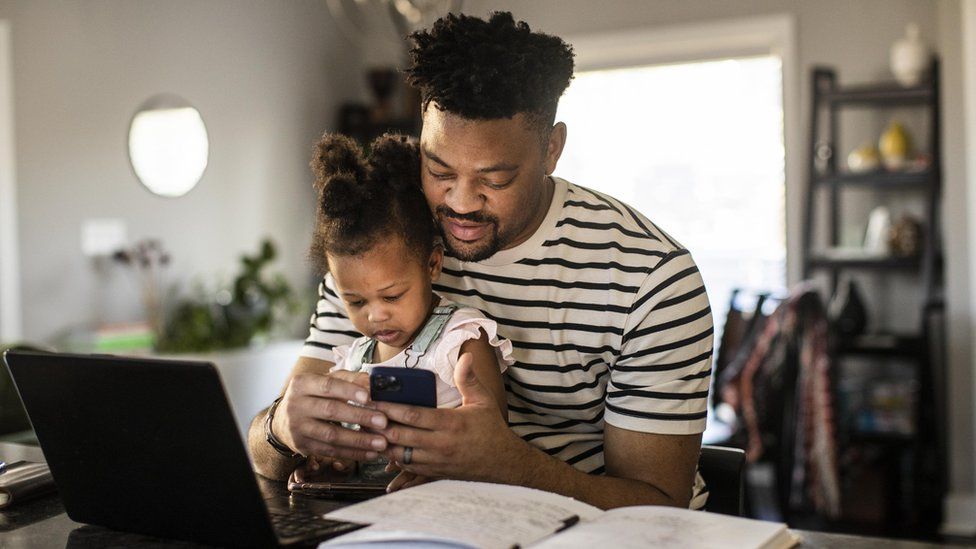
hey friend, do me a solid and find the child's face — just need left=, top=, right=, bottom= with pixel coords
left=328, top=238, right=443, bottom=353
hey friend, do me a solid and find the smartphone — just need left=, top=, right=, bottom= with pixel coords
left=287, top=480, right=387, bottom=499
left=286, top=464, right=388, bottom=499
left=369, top=367, right=437, bottom=408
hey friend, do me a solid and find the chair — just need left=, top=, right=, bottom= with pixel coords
left=699, top=444, right=746, bottom=516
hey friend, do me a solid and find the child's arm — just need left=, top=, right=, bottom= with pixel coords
left=458, top=329, right=508, bottom=419
left=386, top=330, right=507, bottom=493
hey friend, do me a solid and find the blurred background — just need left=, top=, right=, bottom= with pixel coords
left=0, top=0, right=975, bottom=543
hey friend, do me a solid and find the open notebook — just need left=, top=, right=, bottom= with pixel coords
left=320, top=480, right=799, bottom=549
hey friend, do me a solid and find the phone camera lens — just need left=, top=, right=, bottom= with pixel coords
left=374, top=375, right=401, bottom=392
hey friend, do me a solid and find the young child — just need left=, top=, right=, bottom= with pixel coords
left=301, top=133, right=512, bottom=488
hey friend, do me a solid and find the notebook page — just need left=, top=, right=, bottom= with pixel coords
left=529, top=506, right=799, bottom=549
left=323, top=480, right=601, bottom=549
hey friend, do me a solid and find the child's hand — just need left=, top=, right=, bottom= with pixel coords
left=384, top=461, right=431, bottom=492
left=291, top=455, right=356, bottom=483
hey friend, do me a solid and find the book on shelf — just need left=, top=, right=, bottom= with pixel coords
left=320, top=480, right=799, bottom=549
left=0, top=461, right=57, bottom=509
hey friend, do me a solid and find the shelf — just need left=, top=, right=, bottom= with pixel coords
left=806, top=255, right=920, bottom=271
left=814, top=170, right=934, bottom=189
left=847, top=431, right=915, bottom=445
left=800, top=63, right=945, bottom=540
left=819, top=82, right=933, bottom=106
left=834, top=333, right=923, bottom=357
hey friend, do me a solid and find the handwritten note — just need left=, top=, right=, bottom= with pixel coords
left=322, top=480, right=601, bottom=549
left=530, top=506, right=798, bottom=549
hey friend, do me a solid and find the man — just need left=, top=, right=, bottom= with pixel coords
left=248, top=11, right=713, bottom=510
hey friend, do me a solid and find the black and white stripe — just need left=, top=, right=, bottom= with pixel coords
left=302, top=177, right=712, bottom=508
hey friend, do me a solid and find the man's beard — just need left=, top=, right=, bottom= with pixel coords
left=434, top=206, right=502, bottom=262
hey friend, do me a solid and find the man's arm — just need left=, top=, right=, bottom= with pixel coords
left=248, top=275, right=395, bottom=479
left=248, top=355, right=396, bottom=479
left=505, top=425, right=702, bottom=508
left=375, top=250, right=712, bottom=509
left=374, top=355, right=700, bottom=509
left=248, top=356, right=323, bottom=479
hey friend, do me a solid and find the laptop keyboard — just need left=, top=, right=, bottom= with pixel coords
left=269, top=509, right=357, bottom=540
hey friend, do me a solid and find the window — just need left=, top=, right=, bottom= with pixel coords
left=554, top=55, right=788, bottom=332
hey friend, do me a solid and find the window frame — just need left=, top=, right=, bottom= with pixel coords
left=563, top=14, right=801, bottom=285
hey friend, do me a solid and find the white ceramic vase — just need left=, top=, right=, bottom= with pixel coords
left=890, top=23, right=929, bottom=87
left=864, top=206, right=893, bottom=256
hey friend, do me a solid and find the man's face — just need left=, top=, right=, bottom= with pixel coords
left=420, top=108, right=564, bottom=262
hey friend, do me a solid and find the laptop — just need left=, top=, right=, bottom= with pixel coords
left=2, top=350, right=366, bottom=547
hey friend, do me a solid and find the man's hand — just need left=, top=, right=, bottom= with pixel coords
left=383, top=461, right=433, bottom=492
left=371, top=354, right=701, bottom=510
left=273, top=370, right=390, bottom=462
left=372, top=354, right=527, bottom=483
left=291, top=455, right=357, bottom=483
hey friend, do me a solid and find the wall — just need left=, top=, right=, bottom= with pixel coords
left=953, top=0, right=976, bottom=536
left=0, top=19, right=19, bottom=341
left=458, top=0, right=973, bottom=527
left=936, top=0, right=976, bottom=535
left=0, top=0, right=363, bottom=343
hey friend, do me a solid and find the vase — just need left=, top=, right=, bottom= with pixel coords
left=879, top=121, right=912, bottom=171
left=890, top=23, right=929, bottom=87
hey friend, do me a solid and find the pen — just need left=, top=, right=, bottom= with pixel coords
left=555, top=514, right=579, bottom=533
left=510, top=516, right=580, bottom=549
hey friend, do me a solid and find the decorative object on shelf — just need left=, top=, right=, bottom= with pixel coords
left=878, top=120, right=913, bottom=171
left=888, top=214, right=923, bottom=258
left=112, top=239, right=171, bottom=335
left=890, top=23, right=930, bottom=87
left=155, top=239, right=298, bottom=353
left=907, top=151, right=932, bottom=173
left=814, top=140, right=833, bottom=175
left=846, top=142, right=881, bottom=173
left=863, top=206, right=892, bottom=256
left=827, top=275, right=868, bottom=339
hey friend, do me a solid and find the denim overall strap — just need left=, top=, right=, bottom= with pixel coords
left=348, top=338, right=377, bottom=371
left=403, top=304, right=458, bottom=368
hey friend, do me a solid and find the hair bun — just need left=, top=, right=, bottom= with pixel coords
left=368, top=133, right=420, bottom=192
left=319, top=173, right=370, bottom=219
left=311, top=133, right=366, bottom=192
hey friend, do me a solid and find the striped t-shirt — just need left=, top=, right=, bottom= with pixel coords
left=302, top=177, right=713, bottom=508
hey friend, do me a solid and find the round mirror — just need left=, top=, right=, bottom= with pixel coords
left=128, top=94, right=209, bottom=197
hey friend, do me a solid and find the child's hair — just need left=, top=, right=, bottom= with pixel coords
left=405, top=11, right=575, bottom=133
left=309, top=133, right=436, bottom=274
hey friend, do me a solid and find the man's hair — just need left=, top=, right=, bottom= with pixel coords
left=405, top=11, right=575, bottom=131
left=308, top=133, right=436, bottom=274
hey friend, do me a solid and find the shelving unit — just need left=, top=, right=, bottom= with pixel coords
left=801, top=61, right=946, bottom=539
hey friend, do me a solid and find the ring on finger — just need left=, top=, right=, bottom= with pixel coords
left=403, top=446, right=413, bottom=465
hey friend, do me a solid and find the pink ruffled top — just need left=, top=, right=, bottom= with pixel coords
left=331, top=297, right=513, bottom=408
